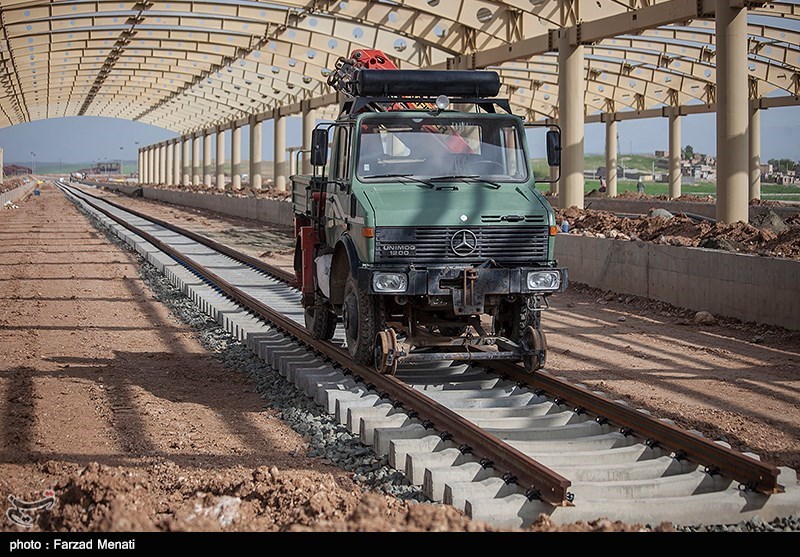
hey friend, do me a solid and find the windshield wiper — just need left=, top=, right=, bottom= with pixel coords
left=430, top=175, right=502, bottom=189
left=366, top=173, right=435, bottom=188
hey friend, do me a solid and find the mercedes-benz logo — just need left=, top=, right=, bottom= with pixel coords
left=450, top=230, right=478, bottom=257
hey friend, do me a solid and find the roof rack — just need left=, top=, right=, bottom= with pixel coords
left=327, top=52, right=509, bottom=117
left=340, top=96, right=513, bottom=117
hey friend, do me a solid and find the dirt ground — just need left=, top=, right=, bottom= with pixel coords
left=83, top=182, right=800, bottom=469
left=84, top=186, right=800, bottom=471
left=0, top=183, right=796, bottom=533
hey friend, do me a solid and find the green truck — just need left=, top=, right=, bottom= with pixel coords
left=291, top=52, right=567, bottom=374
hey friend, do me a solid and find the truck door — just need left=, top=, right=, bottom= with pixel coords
left=325, top=125, right=352, bottom=246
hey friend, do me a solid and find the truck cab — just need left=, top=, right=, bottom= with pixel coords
left=292, top=59, right=567, bottom=374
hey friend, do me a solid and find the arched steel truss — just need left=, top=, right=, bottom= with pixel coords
left=1, top=0, right=799, bottom=133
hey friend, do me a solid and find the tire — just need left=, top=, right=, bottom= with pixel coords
left=522, top=326, right=547, bottom=373
left=304, top=305, right=337, bottom=340
left=495, top=298, right=547, bottom=371
left=342, top=275, right=385, bottom=365
left=494, top=298, right=541, bottom=343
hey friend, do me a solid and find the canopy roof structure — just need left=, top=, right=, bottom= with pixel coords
left=1, top=0, right=799, bottom=134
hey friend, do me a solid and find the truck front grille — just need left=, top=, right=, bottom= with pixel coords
left=374, top=226, right=549, bottom=265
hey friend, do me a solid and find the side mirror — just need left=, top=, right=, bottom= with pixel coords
left=546, top=129, right=561, bottom=167
left=310, top=128, right=328, bottom=167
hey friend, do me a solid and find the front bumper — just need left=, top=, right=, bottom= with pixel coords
left=357, top=265, right=569, bottom=315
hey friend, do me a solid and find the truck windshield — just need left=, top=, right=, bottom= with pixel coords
left=356, top=115, right=529, bottom=183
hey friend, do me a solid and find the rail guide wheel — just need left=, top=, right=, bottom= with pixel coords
left=522, top=325, right=547, bottom=373
left=374, top=329, right=399, bottom=375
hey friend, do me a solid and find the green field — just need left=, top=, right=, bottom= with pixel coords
left=532, top=154, right=663, bottom=178
left=531, top=179, right=800, bottom=201
left=532, top=154, right=800, bottom=201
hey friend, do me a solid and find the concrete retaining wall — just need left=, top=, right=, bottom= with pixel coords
left=86, top=181, right=798, bottom=330
left=147, top=188, right=294, bottom=227
left=0, top=182, right=35, bottom=207
left=88, top=181, right=294, bottom=227
left=554, top=234, right=800, bottom=330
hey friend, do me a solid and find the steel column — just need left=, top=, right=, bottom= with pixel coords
left=173, top=141, right=181, bottom=186
left=274, top=113, right=287, bottom=192
left=152, top=145, right=158, bottom=185
left=158, top=145, right=165, bottom=185
left=165, top=142, right=174, bottom=186
left=147, top=148, right=154, bottom=184
left=216, top=129, right=226, bottom=191
left=192, top=136, right=201, bottom=186
left=250, top=118, right=263, bottom=191
left=715, top=0, right=749, bottom=223
left=183, top=138, right=191, bottom=187
left=302, top=106, right=317, bottom=174
left=231, top=125, right=241, bottom=191
left=669, top=112, right=682, bottom=199
left=203, top=132, right=213, bottom=188
left=749, top=106, right=761, bottom=201
left=605, top=119, right=618, bottom=198
left=152, top=147, right=158, bottom=184
left=557, top=32, right=585, bottom=209
left=162, top=145, right=168, bottom=185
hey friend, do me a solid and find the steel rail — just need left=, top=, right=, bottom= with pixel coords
left=61, top=182, right=573, bottom=506
left=73, top=182, right=296, bottom=284
left=66, top=182, right=783, bottom=494
left=488, top=359, right=782, bottom=495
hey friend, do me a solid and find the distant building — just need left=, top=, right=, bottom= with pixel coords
left=91, top=162, right=121, bottom=174
left=626, top=171, right=655, bottom=182
left=775, top=174, right=798, bottom=185
left=3, top=164, right=32, bottom=176
left=595, top=166, right=625, bottom=179
left=689, top=153, right=716, bottom=166
left=690, top=164, right=716, bottom=181
left=654, top=150, right=667, bottom=158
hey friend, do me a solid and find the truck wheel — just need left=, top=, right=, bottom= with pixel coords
left=304, top=306, right=337, bottom=340
left=495, top=298, right=540, bottom=342
left=522, top=325, right=547, bottom=372
left=342, top=275, right=385, bottom=365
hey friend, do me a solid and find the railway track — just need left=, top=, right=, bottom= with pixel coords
left=59, top=181, right=800, bottom=528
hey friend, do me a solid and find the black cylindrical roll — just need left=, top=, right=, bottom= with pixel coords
left=355, top=69, right=501, bottom=98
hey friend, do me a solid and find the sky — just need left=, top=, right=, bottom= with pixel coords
left=0, top=107, right=798, bottom=164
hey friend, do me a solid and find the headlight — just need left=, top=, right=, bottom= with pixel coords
left=372, top=272, right=408, bottom=293
left=527, top=270, right=561, bottom=291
